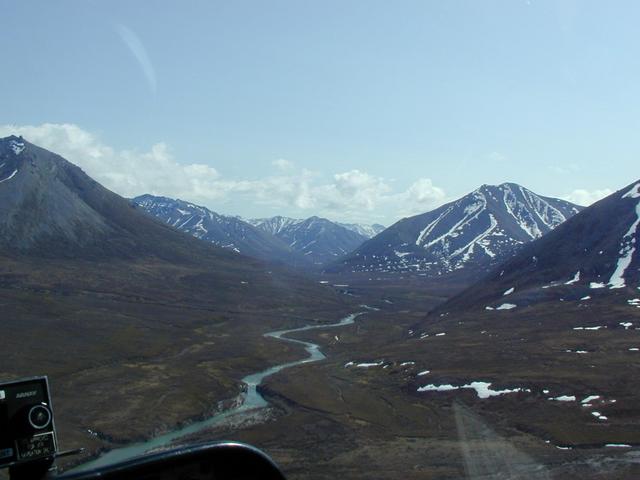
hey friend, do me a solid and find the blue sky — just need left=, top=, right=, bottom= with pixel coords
left=1, top=1, right=639, bottom=224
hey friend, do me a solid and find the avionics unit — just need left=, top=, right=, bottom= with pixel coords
left=0, top=376, right=57, bottom=470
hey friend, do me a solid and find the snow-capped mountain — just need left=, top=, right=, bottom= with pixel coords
left=337, top=222, right=386, bottom=239
left=249, top=216, right=369, bottom=265
left=328, top=183, right=583, bottom=276
left=248, top=216, right=384, bottom=240
left=133, top=195, right=308, bottom=266
left=132, top=200, right=375, bottom=267
left=0, top=136, right=281, bottom=269
left=440, top=179, right=640, bottom=312
left=246, top=216, right=301, bottom=236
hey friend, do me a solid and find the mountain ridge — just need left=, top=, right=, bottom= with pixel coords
left=248, top=215, right=371, bottom=266
left=327, top=182, right=583, bottom=277
left=132, top=194, right=310, bottom=267
left=436, top=179, right=640, bottom=313
left=0, top=135, right=346, bottom=297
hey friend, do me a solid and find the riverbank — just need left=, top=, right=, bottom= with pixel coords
left=70, top=311, right=367, bottom=472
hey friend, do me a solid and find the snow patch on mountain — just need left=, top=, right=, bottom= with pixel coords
left=248, top=216, right=302, bottom=235
left=9, top=140, right=25, bottom=155
left=622, top=183, right=640, bottom=199
left=608, top=195, right=640, bottom=289
left=0, top=169, right=18, bottom=184
left=565, top=271, right=580, bottom=285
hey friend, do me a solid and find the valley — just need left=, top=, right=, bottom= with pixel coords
left=173, top=279, right=640, bottom=480
left=1, top=138, right=639, bottom=479
left=4, top=4, right=640, bottom=480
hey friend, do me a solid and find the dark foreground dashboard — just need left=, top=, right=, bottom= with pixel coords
left=14, top=442, right=287, bottom=480
left=1, top=377, right=286, bottom=480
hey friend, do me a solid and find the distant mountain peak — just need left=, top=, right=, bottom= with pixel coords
left=246, top=216, right=302, bottom=235
left=249, top=215, right=370, bottom=265
left=1, top=135, right=25, bottom=156
left=337, top=222, right=386, bottom=239
left=328, top=182, right=582, bottom=277
left=2, top=134, right=23, bottom=143
left=439, top=179, right=640, bottom=312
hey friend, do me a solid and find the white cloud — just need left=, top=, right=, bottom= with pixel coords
left=272, top=158, right=294, bottom=170
left=396, top=182, right=446, bottom=219
left=331, top=170, right=391, bottom=210
left=0, top=123, right=225, bottom=200
left=404, top=178, right=446, bottom=206
left=563, top=188, right=613, bottom=206
left=0, top=123, right=447, bottom=224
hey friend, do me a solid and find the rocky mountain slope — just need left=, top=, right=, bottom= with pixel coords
left=248, top=216, right=370, bottom=266
left=328, top=183, right=582, bottom=277
left=0, top=135, right=241, bottom=263
left=132, top=194, right=309, bottom=267
left=438, top=179, right=640, bottom=312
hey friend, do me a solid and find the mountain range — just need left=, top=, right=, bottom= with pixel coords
left=135, top=183, right=585, bottom=278
left=132, top=194, right=308, bottom=267
left=0, top=135, right=347, bottom=301
left=439, top=179, right=640, bottom=312
left=131, top=194, right=384, bottom=268
left=4, top=135, right=640, bottom=471
left=327, top=183, right=583, bottom=278
left=248, top=216, right=375, bottom=265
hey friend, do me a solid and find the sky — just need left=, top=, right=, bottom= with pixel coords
left=1, top=0, right=639, bottom=225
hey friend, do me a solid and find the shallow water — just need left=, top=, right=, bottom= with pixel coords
left=72, top=311, right=364, bottom=471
